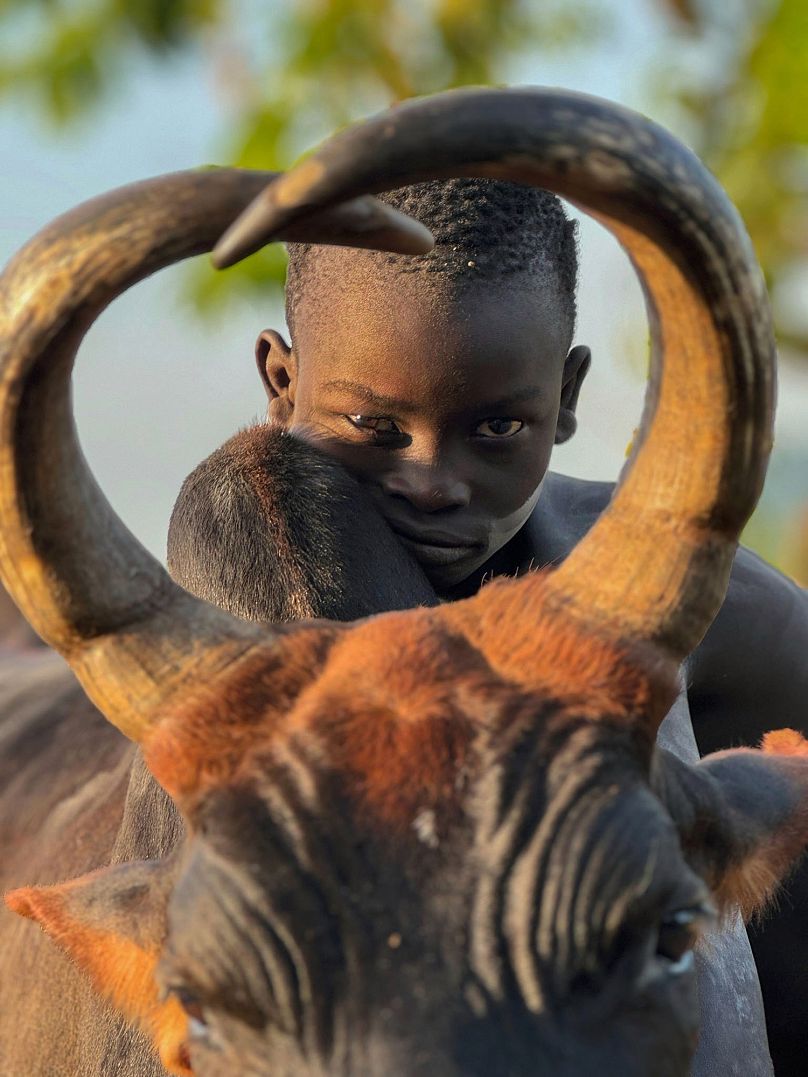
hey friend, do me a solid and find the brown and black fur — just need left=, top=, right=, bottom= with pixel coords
left=0, top=635, right=175, bottom=1075
left=167, top=424, right=437, bottom=624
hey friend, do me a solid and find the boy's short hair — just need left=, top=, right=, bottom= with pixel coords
left=285, top=178, right=579, bottom=347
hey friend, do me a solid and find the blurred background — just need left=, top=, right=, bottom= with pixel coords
left=1, top=0, right=806, bottom=576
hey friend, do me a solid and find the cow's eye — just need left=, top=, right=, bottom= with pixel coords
left=656, top=907, right=711, bottom=969
left=174, top=989, right=210, bottom=1039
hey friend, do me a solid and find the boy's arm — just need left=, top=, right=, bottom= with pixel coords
left=537, top=472, right=808, bottom=753
left=688, top=546, right=808, bottom=755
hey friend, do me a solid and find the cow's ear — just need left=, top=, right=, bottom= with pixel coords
left=657, top=728, right=808, bottom=919
left=5, top=857, right=190, bottom=1075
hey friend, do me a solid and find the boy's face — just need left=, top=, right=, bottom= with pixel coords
left=258, top=270, right=588, bottom=591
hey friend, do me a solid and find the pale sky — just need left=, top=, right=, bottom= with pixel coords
left=0, top=2, right=804, bottom=561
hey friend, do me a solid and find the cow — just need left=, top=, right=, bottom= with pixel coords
left=1, top=87, right=805, bottom=1077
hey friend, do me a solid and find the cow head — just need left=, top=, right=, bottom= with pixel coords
left=2, top=89, right=803, bottom=1077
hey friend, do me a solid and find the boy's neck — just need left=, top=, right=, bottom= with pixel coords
left=440, top=472, right=613, bottom=600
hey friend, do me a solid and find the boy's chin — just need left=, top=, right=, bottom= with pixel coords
left=417, top=548, right=494, bottom=592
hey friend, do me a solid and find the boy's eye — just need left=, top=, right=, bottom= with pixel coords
left=475, top=418, right=524, bottom=439
left=346, top=415, right=402, bottom=435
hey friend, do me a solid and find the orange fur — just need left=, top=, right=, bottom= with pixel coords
left=713, top=853, right=782, bottom=923
left=761, top=728, right=808, bottom=757
left=149, top=609, right=482, bottom=827
left=289, top=619, right=478, bottom=829
left=146, top=582, right=674, bottom=828
left=445, top=574, right=678, bottom=727
left=312, top=698, right=471, bottom=830
left=5, top=882, right=191, bottom=1075
left=145, top=625, right=338, bottom=802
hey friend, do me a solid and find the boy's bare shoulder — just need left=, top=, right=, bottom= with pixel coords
left=539, top=471, right=808, bottom=749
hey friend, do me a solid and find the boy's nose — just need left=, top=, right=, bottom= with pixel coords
left=381, top=463, right=471, bottom=513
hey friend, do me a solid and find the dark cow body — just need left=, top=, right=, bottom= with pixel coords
left=0, top=650, right=168, bottom=1076
left=167, top=425, right=437, bottom=622
left=4, top=442, right=800, bottom=1075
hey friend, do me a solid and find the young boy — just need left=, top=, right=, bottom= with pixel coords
left=170, top=177, right=808, bottom=1074
left=260, top=178, right=587, bottom=594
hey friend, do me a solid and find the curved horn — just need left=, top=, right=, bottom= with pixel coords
left=0, top=169, right=433, bottom=741
left=213, top=88, right=776, bottom=661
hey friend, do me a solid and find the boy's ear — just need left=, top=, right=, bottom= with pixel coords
left=256, top=329, right=297, bottom=425
left=555, top=344, right=591, bottom=445
left=5, top=858, right=190, bottom=1075
left=656, top=729, right=808, bottom=921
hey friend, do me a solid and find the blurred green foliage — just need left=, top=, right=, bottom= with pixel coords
left=659, top=0, right=808, bottom=578
left=0, top=0, right=604, bottom=305
left=3, top=0, right=805, bottom=333
left=664, top=0, right=808, bottom=361
left=0, top=1, right=221, bottom=121
left=0, top=0, right=804, bottom=324
left=2, top=0, right=804, bottom=334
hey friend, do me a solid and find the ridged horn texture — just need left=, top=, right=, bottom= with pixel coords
left=0, top=169, right=433, bottom=742
left=214, top=88, right=776, bottom=661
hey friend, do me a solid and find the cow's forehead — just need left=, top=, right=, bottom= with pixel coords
left=178, top=691, right=675, bottom=929
left=145, top=602, right=673, bottom=815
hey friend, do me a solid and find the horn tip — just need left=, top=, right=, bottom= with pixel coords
left=213, top=192, right=436, bottom=270
left=369, top=204, right=435, bottom=255
left=212, top=206, right=267, bottom=269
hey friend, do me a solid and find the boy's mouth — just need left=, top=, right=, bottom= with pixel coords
left=387, top=522, right=486, bottom=568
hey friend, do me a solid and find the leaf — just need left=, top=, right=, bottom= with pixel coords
left=185, top=244, right=289, bottom=313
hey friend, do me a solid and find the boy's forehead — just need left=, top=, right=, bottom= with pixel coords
left=292, top=258, right=570, bottom=389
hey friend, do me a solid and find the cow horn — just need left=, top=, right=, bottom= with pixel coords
left=213, top=89, right=776, bottom=661
left=0, top=169, right=434, bottom=742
